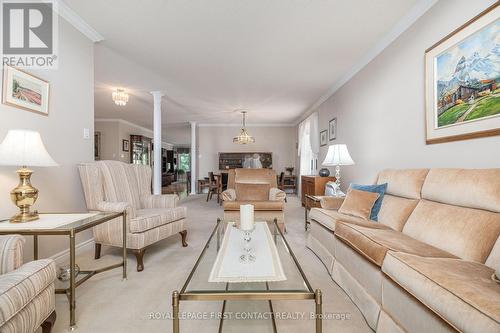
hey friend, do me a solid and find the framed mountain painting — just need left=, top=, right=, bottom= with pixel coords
left=425, top=3, right=499, bottom=144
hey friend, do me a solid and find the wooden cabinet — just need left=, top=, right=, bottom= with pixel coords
left=301, top=176, right=336, bottom=206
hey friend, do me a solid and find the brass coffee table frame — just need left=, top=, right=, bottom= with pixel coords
left=173, top=218, right=322, bottom=333
left=0, top=211, right=127, bottom=330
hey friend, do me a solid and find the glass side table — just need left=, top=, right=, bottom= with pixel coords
left=0, top=212, right=127, bottom=330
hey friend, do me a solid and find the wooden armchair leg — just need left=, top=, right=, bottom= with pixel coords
left=94, top=243, right=102, bottom=259
left=132, top=248, right=146, bottom=272
left=179, top=230, right=188, bottom=247
left=41, top=311, right=56, bottom=333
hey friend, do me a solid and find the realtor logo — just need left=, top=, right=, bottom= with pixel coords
left=1, top=0, right=58, bottom=68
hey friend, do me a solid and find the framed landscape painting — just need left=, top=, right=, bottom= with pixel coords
left=2, top=66, right=50, bottom=116
left=425, top=3, right=499, bottom=144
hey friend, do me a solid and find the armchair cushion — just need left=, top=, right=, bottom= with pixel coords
left=223, top=201, right=284, bottom=211
left=140, top=194, right=179, bottom=209
left=235, top=183, right=270, bottom=201
left=0, top=236, right=25, bottom=274
left=131, top=207, right=187, bottom=233
left=0, top=259, right=56, bottom=326
left=269, top=188, right=286, bottom=201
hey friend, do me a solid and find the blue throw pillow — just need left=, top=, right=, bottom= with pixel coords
left=350, top=183, right=388, bottom=221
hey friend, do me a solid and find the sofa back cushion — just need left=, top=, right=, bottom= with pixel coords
left=131, top=164, right=153, bottom=196
left=377, top=195, right=419, bottom=231
left=421, top=168, right=500, bottom=213
left=235, top=183, right=270, bottom=201
left=402, top=200, right=500, bottom=263
left=377, top=169, right=429, bottom=200
left=234, top=168, right=278, bottom=187
left=98, top=160, right=142, bottom=209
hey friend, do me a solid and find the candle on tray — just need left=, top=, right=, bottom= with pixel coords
left=240, top=204, right=255, bottom=231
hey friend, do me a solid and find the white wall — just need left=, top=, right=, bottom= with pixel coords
left=197, top=125, right=297, bottom=179
left=311, top=0, right=500, bottom=189
left=165, top=124, right=190, bottom=147
left=0, top=19, right=95, bottom=259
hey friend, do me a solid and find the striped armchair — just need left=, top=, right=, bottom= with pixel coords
left=0, top=235, right=57, bottom=333
left=78, top=160, right=188, bottom=272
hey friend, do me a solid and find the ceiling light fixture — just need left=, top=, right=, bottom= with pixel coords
left=233, top=110, right=255, bottom=144
left=112, top=88, right=129, bottom=106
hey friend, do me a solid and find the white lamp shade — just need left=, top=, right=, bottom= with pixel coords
left=322, top=144, right=354, bottom=166
left=0, top=130, right=58, bottom=167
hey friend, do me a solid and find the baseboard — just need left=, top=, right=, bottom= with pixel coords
left=49, top=238, right=95, bottom=266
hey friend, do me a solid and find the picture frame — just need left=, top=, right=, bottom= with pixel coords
left=2, top=65, right=50, bottom=116
left=328, top=118, right=337, bottom=141
left=94, top=132, right=101, bottom=160
left=424, top=3, right=500, bottom=144
left=320, top=130, right=327, bottom=146
left=122, top=139, right=130, bottom=152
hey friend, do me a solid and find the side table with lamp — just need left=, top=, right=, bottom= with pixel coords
left=0, top=129, right=128, bottom=330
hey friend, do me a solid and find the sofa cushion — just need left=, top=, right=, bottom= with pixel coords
left=335, top=222, right=456, bottom=267
left=309, top=208, right=390, bottom=233
left=402, top=200, right=500, bottom=263
left=339, top=189, right=380, bottom=220
left=376, top=169, right=429, bottom=199
left=382, top=252, right=500, bottom=333
left=131, top=207, right=187, bottom=233
left=350, top=183, right=388, bottom=221
left=422, top=168, right=500, bottom=213
left=223, top=201, right=283, bottom=211
left=377, top=194, right=418, bottom=231
left=235, top=183, right=270, bottom=201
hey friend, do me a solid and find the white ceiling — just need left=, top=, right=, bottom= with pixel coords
left=64, top=0, right=426, bottom=129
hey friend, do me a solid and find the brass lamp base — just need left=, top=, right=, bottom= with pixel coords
left=10, top=167, right=40, bottom=223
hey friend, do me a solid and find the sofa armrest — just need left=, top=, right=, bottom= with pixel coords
left=140, top=194, right=179, bottom=209
left=0, top=259, right=56, bottom=326
left=0, top=235, right=25, bottom=274
left=269, top=188, right=286, bottom=201
left=221, top=189, right=236, bottom=201
left=96, top=201, right=136, bottom=219
left=320, top=196, right=345, bottom=210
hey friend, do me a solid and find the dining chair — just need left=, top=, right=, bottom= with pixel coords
left=278, top=171, right=287, bottom=202
left=206, top=172, right=219, bottom=202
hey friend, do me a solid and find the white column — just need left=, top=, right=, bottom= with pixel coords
left=190, top=121, right=197, bottom=195
left=151, top=91, right=164, bottom=195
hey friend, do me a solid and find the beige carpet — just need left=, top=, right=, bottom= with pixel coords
left=51, top=195, right=371, bottom=332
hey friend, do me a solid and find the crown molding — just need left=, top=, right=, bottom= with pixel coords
left=56, top=0, right=104, bottom=42
left=198, top=123, right=296, bottom=127
left=296, top=0, right=438, bottom=125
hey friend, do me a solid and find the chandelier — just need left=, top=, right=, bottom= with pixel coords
left=112, top=88, right=129, bottom=106
left=233, top=110, right=255, bottom=144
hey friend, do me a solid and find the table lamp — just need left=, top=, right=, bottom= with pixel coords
left=0, top=130, right=58, bottom=223
left=322, top=144, right=354, bottom=197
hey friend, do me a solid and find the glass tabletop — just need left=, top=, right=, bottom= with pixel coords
left=181, top=219, right=313, bottom=294
left=0, top=212, right=122, bottom=233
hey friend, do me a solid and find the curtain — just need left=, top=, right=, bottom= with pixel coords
left=298, top=112, right=319, bottom=195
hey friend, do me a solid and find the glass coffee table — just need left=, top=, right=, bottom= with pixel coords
left=173, top=218, right=322, bottom=333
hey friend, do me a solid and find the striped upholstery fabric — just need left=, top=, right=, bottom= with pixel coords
left=0, top=259, right=56, bottom=332
left=0, top=236, right=25, bottom=274
left=78, top=160, right=188, bottom=251
left=131, top=207, right=187, bottom=233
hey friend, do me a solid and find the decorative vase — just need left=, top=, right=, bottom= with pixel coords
left=58, top=264, right=80, bottom=281
left=319, top=168, right=330, bottom=177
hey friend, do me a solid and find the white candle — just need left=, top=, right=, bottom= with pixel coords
left=240, top=204, right=254, bottom=231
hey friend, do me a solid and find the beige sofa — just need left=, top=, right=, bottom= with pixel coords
left=306, top=169, right=500, bottom=333
left=0, top=235, right=57, bottom=333
left=78, top=160, right=188, bottom=272
left=222, top=168, right=286, bottom=230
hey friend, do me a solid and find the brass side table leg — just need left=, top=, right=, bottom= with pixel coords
left=122, top=211, right=127, bottom=280
left=315, top=289, right=322, bottom=333
left=172, top=290, right=180, bottom=333
left=305, top=197, right=308, bottom=230
left=69, top=231, right=77, bottom=330
left=33, top=234, right=38, bottom=260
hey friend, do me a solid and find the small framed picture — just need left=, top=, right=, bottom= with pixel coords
left=122, top=139, right=129, bottom=152
left=2, top=65, right=50, bottom=116
left=320, top=130, right=327, bottom=146
left=329, top=118, right=337, bottom=141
